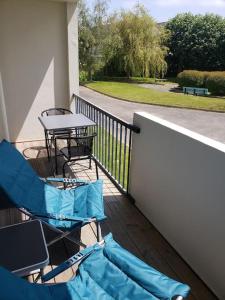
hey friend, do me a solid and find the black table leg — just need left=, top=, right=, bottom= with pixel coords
left=54, top=136, right=58, bottom=175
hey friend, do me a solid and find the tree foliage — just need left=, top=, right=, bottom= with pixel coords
left=79, top=1, right=168, bottom=79
left=166, top=13, right=225, bottom=75
left=78, top=0, right=109, bottom=80
left=104, top=5, right=168, bottom=78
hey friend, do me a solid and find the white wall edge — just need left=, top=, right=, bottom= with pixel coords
left=135, top=111, right=225, bottom=153
left=0, top=73, right=10, bottom=140
left=67, top=1, right=79, bottom=112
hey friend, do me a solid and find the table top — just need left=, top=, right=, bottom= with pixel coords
left=39, top=113, right=96, bottom=131
left=0, top=220, right=49, bottom=276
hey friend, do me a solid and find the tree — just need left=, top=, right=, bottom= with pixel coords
left=166, top=13, right=225, bottom=75
left=78, top=0, right=109, bottom=80
left=79, top=2, right=168, bottom=79
left=104, top=5, right=168, bottom=78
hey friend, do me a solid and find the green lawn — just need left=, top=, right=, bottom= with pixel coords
left=90, top=126, right=129, bottom=191
left=85, top=81, right=225, bottom=112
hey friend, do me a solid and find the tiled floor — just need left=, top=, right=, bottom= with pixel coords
left=0, top=140, right=218, bottom=299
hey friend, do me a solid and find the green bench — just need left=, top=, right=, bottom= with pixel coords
left=155, top=78, right=167, bottom=83
left=183, top=87, right=209, bottom=96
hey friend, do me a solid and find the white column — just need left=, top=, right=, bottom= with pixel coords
left=67, top=1, right=79, bottom=113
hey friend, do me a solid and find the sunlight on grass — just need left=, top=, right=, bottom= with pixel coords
left=86, top=81, right=225, bottom=112
left=92, top=126, right=129, bottom=190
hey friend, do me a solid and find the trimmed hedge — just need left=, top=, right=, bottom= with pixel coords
left=177, top=70, right=209, bottom=88
left=206, top=72, right=225, bottom=95
left=177, top=70, right=225, bottom=95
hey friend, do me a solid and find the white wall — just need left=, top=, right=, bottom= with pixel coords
left=67, top=2, right=79, bottom=112
left=0, top=0, right=78, bottom=142
left=130, top=112, right=225, bottom=299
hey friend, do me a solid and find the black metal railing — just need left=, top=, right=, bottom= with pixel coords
left=73, top=94, right=140, bottom=194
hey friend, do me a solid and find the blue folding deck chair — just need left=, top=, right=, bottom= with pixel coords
left=0, top=139, right=106, bottom=246
left=0, top=233, right=190, bottom=300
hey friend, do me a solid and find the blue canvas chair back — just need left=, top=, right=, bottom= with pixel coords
left=0, top=234, right=190, bottom=300
left=0, top=140, right=105, bottom=229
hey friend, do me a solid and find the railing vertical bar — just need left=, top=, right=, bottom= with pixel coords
left=101, top=112, right=104, bottom=163
left=78, top=98, right=81, bottom=113
left=81, top=100, right=83, bottom=114
left=94, top=108, right=97, bottom=155
left=92, top=107, right=95, bottom=153
left=115, top=121, right=118, bottom=181
left=96, top=109, right=98, bottom=158
left=122, top=127, right=127, bottom=189
left=111, top=120, right=115, bottom=177
left=126, top=129, right=132, bottom=193
left=75, top=96, right=78, bottom=113
left=118, top=124, right=122, bottom=185
left=79, top=98, right=81, bottom=114
left=83, top=101, right=85, bottom=115
left=97, top=111, right=100, bottom=161
left=108, top=117, right=111, bottom=173
left=76, top=98, right=81, bottom=114
left=81, top=100, right=84, bottom=115
left=104, top=115, right=107, bottom=168
left=85, top=103, right=88, bottom=117
left=76, top=97, right=78, bottom=113
left=89, top=105, right=91, bottom=119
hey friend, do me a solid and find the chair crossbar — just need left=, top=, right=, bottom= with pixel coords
left=46, top=177, right=88, bottom=184
left=42, top=248, right=96, bottom=282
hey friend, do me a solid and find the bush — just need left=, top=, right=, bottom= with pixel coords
left=177, top=70, right=209, bottom=88
left=177, top=70, right=225, bottom=95
left=205, top=72, right=225, bottom=95
left=79, top=71, right=88, bottom=83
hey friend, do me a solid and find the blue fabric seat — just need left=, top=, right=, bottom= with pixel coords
left=0, top=140, right=105, bottom=234
left=0, top=234, right=190, bottom=300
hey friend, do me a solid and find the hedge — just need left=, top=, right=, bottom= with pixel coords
left=177, top=70, right=225, bottom=95
left=205, top=72, right=225, bottom=95
left=177, top=70, right=209, bottom=88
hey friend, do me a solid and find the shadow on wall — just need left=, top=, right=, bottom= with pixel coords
left=0, top=0, right=70, bottom=141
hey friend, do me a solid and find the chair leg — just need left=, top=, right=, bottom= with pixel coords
left=89, top=158, right=92, bottom=169
left=94, top=159, right=99, bottom=180
left=96, top=222, right=102, bottom=242
left=62, top=162, right=68, bottom=189
left=54, top=137, right=58, bottom=175
left=45, top=130, right=50, bottom=160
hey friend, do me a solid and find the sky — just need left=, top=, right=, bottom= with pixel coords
left=86, top=0, right=225, bottom=22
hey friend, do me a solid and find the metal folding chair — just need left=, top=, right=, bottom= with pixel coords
left=58, top=133, right=98, bottom=181
left=0, top=140, right=105, bottom=248
left=0, top=233, right=190, bottom=300
left=41, top=108, right=77, bottom=159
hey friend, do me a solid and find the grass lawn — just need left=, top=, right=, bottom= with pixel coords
left=85, top=81, right=225, bottom=112
left=90, top=126, right=129, bottom=191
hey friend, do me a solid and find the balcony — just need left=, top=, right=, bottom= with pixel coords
left=0, top=138, right=217, bottom=299
left=1, top=1, right=220, bottom=298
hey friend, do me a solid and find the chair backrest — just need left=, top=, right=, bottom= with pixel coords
left=68, top=133, right=97, bottom=157
left=41, top=108, right=72, bottom=117
left=0, top=140, right=45, bottom=213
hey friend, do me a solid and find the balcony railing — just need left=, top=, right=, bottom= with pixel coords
left=73, top=94, right=140, bottom=194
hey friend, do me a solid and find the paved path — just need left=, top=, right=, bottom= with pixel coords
left=138, top=83, right=179, bottom=93
left=80, top=86, right=225, bottom=144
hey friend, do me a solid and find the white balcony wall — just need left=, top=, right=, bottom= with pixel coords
left=0, top=0, right=78, bottom=142
left=130, top=112, right=225, bottom=299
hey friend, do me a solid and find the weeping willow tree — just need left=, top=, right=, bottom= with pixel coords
left=103, top=5, right=169, bottom=78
